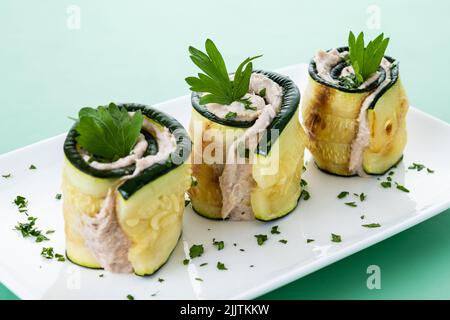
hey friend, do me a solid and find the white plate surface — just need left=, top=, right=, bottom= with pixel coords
left=1, top=64, right=450, bottom=300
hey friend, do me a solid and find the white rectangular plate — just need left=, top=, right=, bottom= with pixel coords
left=1, top=64, right=450, bottom=300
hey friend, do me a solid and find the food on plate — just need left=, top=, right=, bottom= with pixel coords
left=62, top=103, right=191, bottom=275
left=186, top=39, right=307, bottom=221
left=302, top=32, right=409, bottom=176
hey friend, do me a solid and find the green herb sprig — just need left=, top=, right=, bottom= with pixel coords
left=185, top=39, right=262, bottom=105
left=348, top=31, right=390, bottom=86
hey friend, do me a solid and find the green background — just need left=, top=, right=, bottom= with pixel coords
left=1, top=0, right=449, bottom=299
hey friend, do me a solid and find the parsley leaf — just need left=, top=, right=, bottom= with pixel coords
left=75, top=103, right=143, bottom=162
left=225, top=112, right=237, bottom=119
left=185, top=39, right=262, bottom=105
left=189, top=244, right=204, bottom=259
left=271, top=226, right=280, bottom=234
left=345, top=202, right=357, bottom=208
left=331, top=233, right=342, bottom=243
left=212, top=239, right=224, bottom=251
left=337, top=191, right=349, bottom=199
left=279, top=239, right=288, bottom=244
left=348, top=31, right=390, bottom=86
left=217, top=261, right=228, bottom=270
left=362, top=223, right=381, bottom=228
left=254, top=234, right=268, bottom=246
left=306, top=239, right=315, bottom=243
left=395, top=183, right=410, bottom=193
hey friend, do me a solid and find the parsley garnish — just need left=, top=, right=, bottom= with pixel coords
left=184, top=199, right=191, bottom=207
left=2, top=174, right=11, bottom=178
left=212, top=239, right=224, bottom=251
left=225, top=112, right=237, bottom=120
left=362, top=223, right=381, bottom=228
left=254, top=234, right=268, bottom=246
left=259, top=88, right=266, bottom=97
left=189, top=244, right=204, bottom=259
left=29, top=164, right=37, bottom=170
left=75, top=103, right=143, bottom=162
left=185, top=39, right=262, bottom=105
left=126, top=294, right=135, bottom=300
left=279, top=239, right=288, bottom=244
left=337, top=191, right=349, bottom=199
left=307, top=239, right=315, bottom=243
left=380, top=181, right=392, bottom=188
left=331, top=233, right=342, bottom=243
left=195, top=277, right=204, bottom=282
left=354, top=192, right=367, bottom=202
left=409, top=163, right=435, bottom=174
left=300, top=179, right=308, bottom=187
left=348, top=31, right=390, bottom=86
left=14, top=217, right=49, bottom=242
left=271, top=226, right=280, bottom=234
left=55, top=194, right=62, bottom=200
left=13, top=195, right=28, bottom=214
left=395, top=183, right=410, bottom=193
left=41, top=247, right=65, bottom=261
left=300, top=189, right=311, bottom=201
left=200, top=263, right=208, bottom=267
left=183, top=259, right=190, bottom=265
left=345, top=202, right=357, bottom=208
left=217, top=262, right=228, bottom=270
left=158, top=278, right=165, bottom=283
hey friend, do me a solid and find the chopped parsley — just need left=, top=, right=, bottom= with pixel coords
left=184, top=199, right=191, bottom=207
left=191, top=176, right=198, bottom=187
left=2, top=174, right=11, bottom=178
left=306, top=239, right=315, bottom=243
left=41, top=247, right=65, bottom=261
left=337, top=191, right=349, bottom=199
left=195, top=277, right=204, bottom=282
left=189, top=244, right=204, bottom=259
left=380, top=181, right=392, bottom=188
left=55, top=194, right=62, bottom=200
left=300, top=189, right=311, bottom=201
left=45, top=230, right=55, bottom=234
left=254, top=234, right=268, bottom=246
left=362, top=223, right=381, bottom=228
left=158, top=278, right=165, bottom=283
left=427, top=168, right=435, bottom=174
left=183, top=259, right=190, bottom=265
left=200, top=263, right=208, bottom=267
left=29, top=164, right=37, bottom=170
left=354, top=193, right=367, bottom=202
left=225, top=112, right=237, bottom=120
left=13, top=195, right=28, bottom=214
left=409, top=163, right=434, bottom=174
left=271, top=225, right=280, bottom=234
left=300, top=179, right=308, bottom=187
left=258, top=88, right=266, bottom=97
left=331, top=233, right=342, bottom=243
left=217, top=262, right=228, bottom=270
left=14, top=216, right=49, bottom=242
left=360, top=215, right=365, bottom=220
left=212, top=239, right=224, bottom=251
left=345, top=202, right=357, bottom=208
left=126, top=294, right=135, bottom=300
left=395, top=183, right=410, bottom=193
left=99, top=274, right=104, bottom=278
left=279, top=239, right=288, bottom=244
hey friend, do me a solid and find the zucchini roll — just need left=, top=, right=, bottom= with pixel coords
left=62, top=103, right=191, bottom=275
left=186, top=39, right=307, bottom=221
left=302, top=32, right=409, bottom=176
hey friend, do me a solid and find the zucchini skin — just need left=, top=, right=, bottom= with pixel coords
left=303, top=48, right=408, bottom=176
left=189, top=71, right=306, bottom=221
left=64, top=103, right=191, bottom=200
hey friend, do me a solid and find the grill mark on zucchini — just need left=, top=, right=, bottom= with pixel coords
left=191, top=70, right=300, bottom=157
left=63, top=103, right=191, bottom=200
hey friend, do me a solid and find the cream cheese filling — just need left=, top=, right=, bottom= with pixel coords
left=209, top=73, right=282, bottom=220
